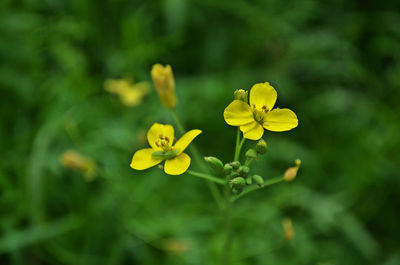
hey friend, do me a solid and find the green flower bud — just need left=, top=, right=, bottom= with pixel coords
left=230, top=177, right=246, bottom=188
left=230, top=161, right=241, bottom=170
left=256, top=139, right=267, bottom=155
left=234, top=89, right=248, bottom=102
left=245, top=177, right=252, bottom=185
left=252, top=174, right=264, bottom=187
left=223, top=163, right=233, bottom=175
left=238, top=166, right=250, bottom=176
left=245, top=149, right=258, bottom=160
left=152, top=149, right=180, bottom=160
left=204, top=156, right=224, bottom=173
left=230, top=171, right=239, bottom=179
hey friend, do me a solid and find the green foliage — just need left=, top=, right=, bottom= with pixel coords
left=1, top=0, right=400, bottom=264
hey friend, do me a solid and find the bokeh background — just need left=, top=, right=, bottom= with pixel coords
left=1, top=0, right=400, bottom=264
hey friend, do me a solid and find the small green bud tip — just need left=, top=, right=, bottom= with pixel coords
left=238, top=166, right=250, bottom=175
left=252, top=175, right=264, bottom=187
left=230, top=161, right=241, bottom=169
left=152, top=149, right=180, bottom=160
left=256, top=139, right=267, bottom=155
left=245, top=177, right=252, bottom=185
left=204, top=156, right=224, bottom=172
left=234, top=89, right=248, bottom=102
left=230, top=177, right=246, bottom=188
left=245, top=149, right=258, bottom=159
left=223, top=164, right=233, bottom=174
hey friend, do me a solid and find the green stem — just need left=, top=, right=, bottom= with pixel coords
left=230, top=176, right=285, bottom=203
left=170, top=110, right=224, bottom=209
left=171, top=110, right=185, bottom=135
left=222, top=174, right=232, bottom=265
left=233, top=129, right=245, bottom=161
left=187, top=170, right=226, bottom=185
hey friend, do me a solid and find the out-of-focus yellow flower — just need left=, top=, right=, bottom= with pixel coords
left=283, top=159, right=301, bottom=182
left=224, top=82, right=298, bottom=140
left=60, top=150, right=96, bottom=181
left=162, top=238, right=189, bottom=254
left=130, top=123, right=201, bottom=175
left=282, top=218, right=295, bottom=241
left=151, top=64, right=177, bottom=109
left=104, top=77, right=149, bottom=107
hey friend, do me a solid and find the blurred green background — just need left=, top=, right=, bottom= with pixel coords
left=1, top=0, right=400, bottom=264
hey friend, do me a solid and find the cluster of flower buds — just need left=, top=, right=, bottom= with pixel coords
left=204, top=155, right=266, bottom=195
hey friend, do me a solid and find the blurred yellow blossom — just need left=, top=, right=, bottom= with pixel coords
left=224, top=82, right=298, bottom=140
left=130, top=123, right=201, bottom=175
left=282, top=218, right=295, bottom=241
left=104, top=77, right=150, bottom=107
left=283, top=159, right=301, bottom=182
left=151, top=64, right=177, bottom=109
left=162, top=238, right=189, bottom=254
left=60, top=150, right=96, bottom=181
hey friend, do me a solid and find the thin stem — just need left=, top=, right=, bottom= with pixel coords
left=222, top=173, right=232, bottom=265
left=170, top=110, right=224, bottom=209
left=231, top=176, right=285, bottom=203
left=171, top=110, right=185, bottom=134
left=234, top=129, right=246, bottom=162
left=186, top=170, right=226, bottom=185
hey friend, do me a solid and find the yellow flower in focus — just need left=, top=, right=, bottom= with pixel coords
left=151, top=64, right=177, bottom=109
left=130, top=123, right=201, bottom=175
left=224, top=82, right=298, bottom=140
left=104, top=77, right=149, bottom=107
left=60, top=150, right=96, bottom=181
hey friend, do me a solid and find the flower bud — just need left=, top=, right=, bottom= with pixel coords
left=282, top=218, right=294, bottom=241
left=283, top=167, right=298, bottom=182
left=238, top=166, right=250, bottom=176
left=232, top=187, right=243, bottom=195
left=151, top=64, right=177, bottom=109
left=252, top=174, right=264, bottom=187
left=230, top=177, right=246, bottom=189
left=234, top=89, right=248, bottom=102
left=152, top=149, right=180, bottom=160
left=256, top=139, right=267, bottom=154
left=283, top=159, right=301, bottom=182
left=230, top=161, right=241, bottom=170
left=204, top=156, right=224, bottom=173
left=60, top=150, right=96, bottom=181
left=223, top=163, right=233, bottom=175
left=245, top=177, right=252, bottom=185
left=245, top=149, right=257, bottom=160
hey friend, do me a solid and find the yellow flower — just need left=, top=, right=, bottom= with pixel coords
left=130, top=123, right=201, bottom=175
left=104, top=77, right=149, bottom=107
left=224, top=82, right=298, bottom=140
left=60, top=150, right=96, bottom=181
left=151, top=64, right=177, bottom=109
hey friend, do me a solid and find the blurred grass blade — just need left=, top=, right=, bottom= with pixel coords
left=0, top=215, right=82, bottom=254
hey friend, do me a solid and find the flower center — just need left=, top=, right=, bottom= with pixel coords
left=252, top=104, right=268, bottom=124
left=155, top=134, right=173, bottom=152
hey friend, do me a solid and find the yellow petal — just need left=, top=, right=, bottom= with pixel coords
left=240, top=121, right=264, bottom=140
left=263, top=108, right=298, bottom=132
left=147, top=123, right=175, bottom=150
left=249, top=82, right=277, bottom=110
left=120, top=89, right=143, bottom=106
left=164, top=153, right=191, bottom=175
left=223, top=100, right=254, bottom=126
left=130, top=148, right=162, bottom=170
left=174, top=129, right=202, bottom=154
